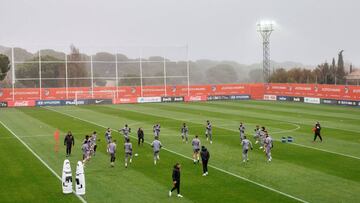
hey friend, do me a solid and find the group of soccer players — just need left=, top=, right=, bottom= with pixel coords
left=65, top=120, right=276, bottom=198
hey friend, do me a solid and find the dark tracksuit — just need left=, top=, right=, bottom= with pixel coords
left=314, top=123, right=322, bottom=141
left=64, top=135, right=75, bottom=156
left=171, top=167, right=181, bottom=194
left=201, top=148, right=210, bottom=174
left=137, top=129, right=144, bottom=146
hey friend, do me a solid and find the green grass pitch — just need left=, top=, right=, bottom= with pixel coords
left=0, top=100, right=359, bottom=203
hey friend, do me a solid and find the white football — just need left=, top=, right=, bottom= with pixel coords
left=135, top=153, right=138, bottom=157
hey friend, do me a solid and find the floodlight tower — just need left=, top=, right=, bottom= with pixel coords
left=257, top=21, right=275, bottom=83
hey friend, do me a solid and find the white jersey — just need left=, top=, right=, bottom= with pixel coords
left=151, top=140, right=162, bottom=152
left=241, top=139, right=252, bottom=150
left=264, top=136, right=273, bottom=149
left=192, top=138, right=201, bottom=150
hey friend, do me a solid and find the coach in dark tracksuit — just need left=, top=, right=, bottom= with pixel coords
left=313, top=121, right=322, bottom=142
left=137, top=128, right=144, bottom=146
left=64, top=131, right=75, bottom=157
left=201, top=146, right=210, bottom=176
left=169, top=163, right=183, bottom=197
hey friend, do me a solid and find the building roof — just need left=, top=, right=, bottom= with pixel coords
left=346, top=70, right=360, bottom=80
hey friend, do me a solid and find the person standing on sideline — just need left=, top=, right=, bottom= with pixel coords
left=169, top=163, right=183, bottom=198
left=137, top=127, right=144, bottom=146
left=192, top=135, right=201, bottom=163
left=241, top=136, right=253, bottom=162
left=124, top=138, right=133, bottom=168
left=239, top=122, right=245, bottom=141
left=108, top=139, right=117, bottom=167
left=151, top=136, right=163, bottom=165
left=313, top=121, right=322, bottom=142
left=200, top=146, right=210, bottom=176
left=64, top=131, right=74, bottom=157
left=205, top=120, right=213, bottom=144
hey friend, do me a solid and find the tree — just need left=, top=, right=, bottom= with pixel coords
left=0, top=54, right=10, bottom=81
left=337, top=50, right=345, bottom=84
left=205, top=64, right=238, bottom=84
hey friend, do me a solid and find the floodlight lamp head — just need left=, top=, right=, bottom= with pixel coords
left=257, top=20, right=275, bottom=32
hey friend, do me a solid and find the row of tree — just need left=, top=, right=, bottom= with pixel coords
left=269, top=51, right=350, bottom=84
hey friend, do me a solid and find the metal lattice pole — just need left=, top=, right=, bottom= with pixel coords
left=257, top=21, right=274, bottom=83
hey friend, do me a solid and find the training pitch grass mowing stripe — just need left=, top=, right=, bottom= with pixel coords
left=0, top=120, right=87, bottom=203
left=44, top=106, right=309, bottom=203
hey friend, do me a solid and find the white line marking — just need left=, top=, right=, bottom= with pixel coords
left=0, top=134, right=52, bottom=139
left=45, top=107, right=309, bottom=203
left=0, top=121, right=87, bottom=203
left=116, top=106, right=360, bottom=160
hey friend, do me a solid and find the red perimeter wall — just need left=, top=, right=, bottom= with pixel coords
left=0, top=83, right=360, bottom=101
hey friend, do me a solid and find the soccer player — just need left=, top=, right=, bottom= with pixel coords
left=239, top=122, right=245, bottom=141
left=192, top=135, right=201, bottom=163
left=313, top=121, right=322, bottom=142
left=253, top=125, right=261, bottom=144
left=120, top=124, right=131, bottom=141
left=200, top=146, right=210, bottom=176
left=64, top=131, right=74, bottom=157
left=105, top=128, right=112, bottom=144
left=137, top=127, right=144, bottom=146
left=90, top=131, right=97, bottom=156
left=153, top=124, right=161, bottom=138
left=108, top=139, right=117, bottom=167
left=124, top=138, right=133, bottom=168
left=151, top=136, right=163, bottom=165
left=82, top=140, right=91, bottom=165
left=181, top=123, right=189, bottom=143
left=205, top=120, right=212, bottom=144
left=169, top=163, right=183, bottom=198
left=259, top=126, right=266, bottom=149
left=241, top=136, right=253, bottom=162
left=264, top=132, right=273, bottom=162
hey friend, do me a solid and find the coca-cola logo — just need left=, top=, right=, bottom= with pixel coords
left=14, top=101, right=30, bottom=106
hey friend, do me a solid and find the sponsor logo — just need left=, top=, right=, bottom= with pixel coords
left=321, top=99, right=337, bottom=105
left=208, top=95, right=250, bottom=101
left=0, top=101, right=7, bottom=108
left=304, top=97, right=320, bottom=104
left=36, top=100, right=62, bottom=106
left=174, top=97, right=184, bottom=102
left=211, top=85, right=217, bottom=92
left=292, top=97, right=303, bottom=102
left=186, top=95, right=206, bottom=101
left=137, top=97, right=162, bottom=103
left=95, top=100, right=104, bottom=104
left=337, top=100, right=357, bottom=106
left=277, top=96, right=288, bottom=101
left=263, top=95, right=276, bottom=101
left=8, top=100, right=36, bottom=107
left=113, top=97, right=137, bottom=104
left=162, top=97, right=173, bottom=102
left=65, top=100, right=86, bottom=105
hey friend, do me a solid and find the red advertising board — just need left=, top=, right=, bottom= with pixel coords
left=7, top=100, right=36, bottom=107
left=264, top=83, right=360, bottom=100
left=113, top=97, right=138, bottom=104
left=1, top=83, right=360, bottom=103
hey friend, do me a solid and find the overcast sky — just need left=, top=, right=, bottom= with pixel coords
left=1, top=0, right=359, bottom=66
